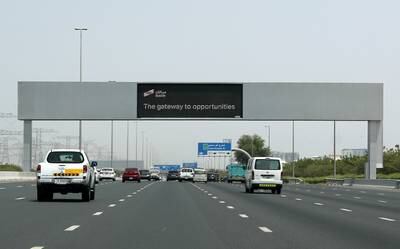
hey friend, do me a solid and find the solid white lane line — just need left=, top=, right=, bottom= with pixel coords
left=340, top=208, right=352, bottom=212
left=314, top=203, right=324, bottom=206
left=227, top=206, right=235, bottom=209
left=119, top=199, right=125, bottom=202
left=127, top=195, right=132, bottom=198
left=378, top=200, right=387, bottom=203
left=31, top=247, right=44, bottom=249
left=258, top=226, right=273, bottom=233
left=354, top=196, right=361, bottom=199
left=239, top=214, right=249, bottom=218
left=64, top=225, right=80, bottom=231
left=219, top=201, right=226, bottom=204
left=295, top=198, right=302, bottom=201
left=379, top=217, right=396, bottom=222
left=15, top=197, right=25, bottom=200
left=108, top=204, right=116, bottom=207
left=93, top=212, right=103, bottom=216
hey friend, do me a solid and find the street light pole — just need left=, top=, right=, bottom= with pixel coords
left=74, top=28, right=87, bottom=151
left=126, top=121, right=129, bottom=168
left=110, top=120, right=113, bottom=168
left=264, top=125, right=271, bottom=150
left=333, top=121, right=337, bottom=178
left=292, top=120, right=295, bottom=178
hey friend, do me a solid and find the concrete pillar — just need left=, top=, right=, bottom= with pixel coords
left=23, top=120, right=32, bottom=172
left=367, top=120, right=383, bottom=179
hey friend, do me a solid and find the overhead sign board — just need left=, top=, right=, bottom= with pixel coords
left=153, top=165, right=181, bottom=172
left=137, top=84, right=243, bottom=118
left=182, top=162, right=198, bottom=169
left=198, top=142, right=232, bottom=156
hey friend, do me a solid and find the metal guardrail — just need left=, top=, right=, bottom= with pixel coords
left=325, top=178, right=345, bottom=186
left=283, top=178, right=304, bottom=184
left=325, top=178, right=400, bottom=189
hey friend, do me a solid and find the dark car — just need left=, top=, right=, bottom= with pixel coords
left=139, top=170, right=151, bottom=181
left=207, top=172, right=220, bottom=182
left=122, top=168, right=141, bottom=183
left=167, top=170, right=180, bottom=181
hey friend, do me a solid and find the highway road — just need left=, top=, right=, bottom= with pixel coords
left=0, top=180, right=399, bottom=249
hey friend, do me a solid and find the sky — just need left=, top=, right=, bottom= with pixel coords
left=0, top=0, right=399, bottom=167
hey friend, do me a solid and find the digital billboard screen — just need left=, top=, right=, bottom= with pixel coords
left=137, top=84, right=242, bottom=118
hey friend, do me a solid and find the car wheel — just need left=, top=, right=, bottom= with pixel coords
left=271, top=189, right=276, bottom=194
left=90, top=187, right=95, bottom=200
left=122, top=179, right=125, bottom=183
left=276, top=188, right=282, bottom=195
left=82, top=186, right=90, bottom=202
left=138, top=180, right=141, bottom=183
left=113, top=178, right=116, bottom=181
left=179, top=179, right=182, bottom=182
left=249, top=185, right=254, bottom=193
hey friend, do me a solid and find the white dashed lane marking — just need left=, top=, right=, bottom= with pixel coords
left=31, top=247, right=44, bottom=249
left=258, top=226, right=273, bottom=233
left=208, top=194, right=212, bottom=196
left=219, top=201, right=226, bottom=204
left=335, top=194, right=342, bottom=196
left=0, top=187, right=6, bottom=190
left=353, top=196, right=361, bottom=199
left=119, top=199, right=125, bottom=202
left=127, top=195, right=132, bottom=198
left=379, top=217, right=396, bottom=222
left=64, top=225, right=80, bottom=231
left=16, top=185, right=23, bottom=188
left=280, top=195, right=287, bottom=198
left=314, top=203, right=324, bottom=206
left=239, top=214, right=249, bottom=218
left=15, top=197, right=25, bottom=200
left=108, top=204, right=116, bottom=207
left=378, top=200, right=387, bottom=203
left=295, top=198, right=302, bottom=201
left=340, top=208, right=352, bottom=212
left=226, top=206, right=235, bottom=209
left=212, top=196, right=218, bottom=199
left=93, top=212, right=103, bottom=216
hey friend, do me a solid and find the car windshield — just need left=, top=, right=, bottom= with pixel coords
left=255, top=159, right=280, bottom=170
left=47, top=152, right=84, bottom=163
left=195, top=170, right=206, bottom=174
left=168, top=171, right=178, bottom=174
left=181, top=168, right=193, bottom=172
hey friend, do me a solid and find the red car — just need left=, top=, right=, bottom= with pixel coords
left=122, top=168, right=141, bottom=183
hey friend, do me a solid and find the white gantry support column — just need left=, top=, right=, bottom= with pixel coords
left=23, top=120, right=32, bottom=172
left=367, top=120, right=383, bottom=180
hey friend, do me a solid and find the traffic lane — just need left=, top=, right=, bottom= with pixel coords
left=0, top=180, right=147, bottom=249
left=200, top=182, right=400, bottom=249
left=44, top=181, right=286, bottom=249
left=281, top=184, right=400, bottom=216
left=0, top=181, right=37, bottom=202
left=289, top=183, right=400, bottom=202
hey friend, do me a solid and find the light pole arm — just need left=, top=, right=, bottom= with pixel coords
left=231, top=148, right=252, bottom=160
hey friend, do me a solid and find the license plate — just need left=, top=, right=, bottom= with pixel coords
left=64, top=169, right=83, bottom=174
left=55, top=179, right=70, bottom=184
left=129, top=177, right=133, bottom=180
left=259, top=184, right=276, bottom=188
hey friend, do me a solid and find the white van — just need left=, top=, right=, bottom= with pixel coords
left=193, top=168, right=207, bottom=183
left=245, top=157, right=283, bottom=194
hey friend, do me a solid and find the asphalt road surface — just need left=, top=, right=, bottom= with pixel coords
left=0, top=180, right=399, bottom=249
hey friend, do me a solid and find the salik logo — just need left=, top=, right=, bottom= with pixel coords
left=155, top=90, right=167, bottom=98
left=143, top=89, right=155, bottom=97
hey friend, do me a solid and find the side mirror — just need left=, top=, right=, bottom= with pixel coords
left=91, top=161, right=98, bottom=167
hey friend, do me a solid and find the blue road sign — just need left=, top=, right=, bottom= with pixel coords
left=182, top=162, right=198, bottom=169
left=198, top=142, right=232, bottom=156
left=153, top=165, right=181, bottom=172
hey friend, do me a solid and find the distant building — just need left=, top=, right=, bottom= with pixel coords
left=341, top=149, right=368, bottom=157
left=271, top=151, right=300, bottom=162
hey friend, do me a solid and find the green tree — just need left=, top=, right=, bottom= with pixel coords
left=234, top=134, right=271, bottom=165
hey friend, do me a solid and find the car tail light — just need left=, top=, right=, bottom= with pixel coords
left=251, top=170, right=255, bottom=180
left=83, top=165, right=88, bottom=173
left=36, top=164, right=41, bottom=173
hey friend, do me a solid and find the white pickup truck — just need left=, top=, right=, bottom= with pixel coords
left=36, top=149, right=96, bottom=202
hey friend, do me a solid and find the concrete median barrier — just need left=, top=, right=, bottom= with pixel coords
left=0, top=171, right=36, bottom=182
